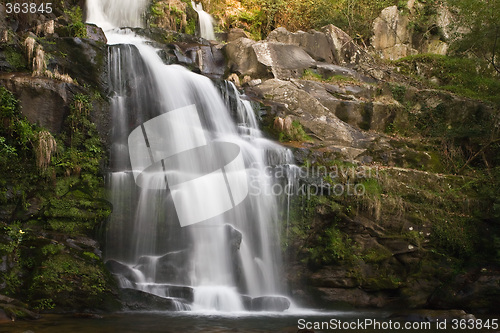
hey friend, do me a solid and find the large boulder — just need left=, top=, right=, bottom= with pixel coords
left=224, top=38, right=316, bottom=80
left=249, top=78, right=372, bottom=149
left=106, top=259, right=143, bottom=284
left=0, top=73, right=79, bottom=133
left=251, top=296, right=291, bottom=311
left=120, top=289, right=191, bottom=311
left=267, top=27, right=335, bottom=63
left=321, top=25, right=368, bottom=65
left=225, top=25, right=372, bottom=79
left=132, top=28, right=226, bottom=77
left=267, top=25, right=370, bottom=66
left=85, top=24, right=107, bottom=43
left=371, top=4, right=449, bottom=60
left=371, top=6, right=417, bottom=60
left=155, top=250, right=193, bottom=285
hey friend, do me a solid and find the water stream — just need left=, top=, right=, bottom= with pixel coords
left=86, top=0, right=295, bottom=312
left=191, top=1, right=216, bottom=40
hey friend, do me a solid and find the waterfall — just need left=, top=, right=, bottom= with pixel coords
left=191, top=1, right=216, bottom=41
left=87, top=0, right=294, bottom=312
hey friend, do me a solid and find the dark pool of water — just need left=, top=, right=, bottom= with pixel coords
left=1, top=310, right=496, bottom=333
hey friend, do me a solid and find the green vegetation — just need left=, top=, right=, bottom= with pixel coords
left=395, top=54, right=500, bottom=105
left=148, top=0, right=193, bottom=33
left=284, top=150, right=490, bottom=295
left=200, top=0, right=399, bottom=40
left=307, top=224, right=355, bottom=267
left=3, top=47, right=28, bottom=71
left=302, top=69, right=359, bottom=85
left=0, top=87, right=115, bottom=310
left=64, top=6, right=87, bottom=38
left=0, top=87, right=37, bottom=168
left=446, top=0, right=500, bottom=74
left=390, top=84, right=407, bottom=104
left=278, top=120, right=313, bottom=142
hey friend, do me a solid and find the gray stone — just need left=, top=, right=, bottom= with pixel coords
left=155, top=250, right=192, bottom=285
left=120, top=288, right=190, bottom=311
left=378, top=238, right=416, bottom=255
left=251, top=296, right=291, bottom=311
left=227, top=28, right=249, bottom=42
left=0, top=73, right=77, bottom=133
left=250, top=78, right=373, bottom=147
left=316, top=63, right=361, bottom=80
left=106, top=259, right=142, bottom=283
left=321, top=24, right=368, bottom=64
left=247, top=79, right=262, bottom=87
left=85, top=24, right=107, bottom=43
left=371, top=6, right=416, bottom=60
left=309, top=267, right=358, bottom=288
left=225, top=37, right=268, bottom=78
left=267, top=27, right=335, bottom=63
left=225, top=224, right=242, bottom=251
left=225, top=38, right=316, bottom=79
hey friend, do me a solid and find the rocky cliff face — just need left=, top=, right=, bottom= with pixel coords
left=223, top=21, right=499, bottom=313
left=0, top=1, right=120, bottom=317
left=370, top=2, right=451, bottom=60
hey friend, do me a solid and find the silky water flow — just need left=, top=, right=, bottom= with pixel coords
left=87, top=0, right=297, bottom=312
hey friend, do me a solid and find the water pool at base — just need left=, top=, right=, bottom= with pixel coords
left=3, top=310, right=494, bottom=333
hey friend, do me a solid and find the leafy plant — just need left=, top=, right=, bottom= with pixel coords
left=447, top=0, right=500, bottom=74
left=65, top=7, right=87, bottom=38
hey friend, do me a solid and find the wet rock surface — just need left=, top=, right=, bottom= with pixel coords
left=120, top=289, right=190, bottom=311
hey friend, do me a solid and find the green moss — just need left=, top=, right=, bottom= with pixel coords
left=302, top=69, right=360, bottom=85
left=431, top=217, right=479, bottom=257
left=3, top=47, right=28, bottom=71
left=362, top=247, right=392, bottom=263
left=391, top=84, right=407, bottom=104
left=278, top=120, right=313, bottom=142
left=363, top=275, right=402, bottom=291
left=307, top=224, right=356, bottom=267
left=360, top=178, right=382, bottom=196
left=41, top=243, right=64, bottom=256
left=29, top=253, right=114, bottom=308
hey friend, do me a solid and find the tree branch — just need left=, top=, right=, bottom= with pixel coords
left=491, top=25, right=500, bottom=74
left=458, top=138, right=500, bottom=174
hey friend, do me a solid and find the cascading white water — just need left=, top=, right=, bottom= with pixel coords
left=87, top=0, right=294, bottom=312
left=191, top=1, right=216, bottom=41
left=86, top=0, right=149, bottom=30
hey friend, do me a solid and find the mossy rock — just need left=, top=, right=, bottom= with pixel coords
left=0, top=46, right=29, bottom=72
left=39, top=37, right=108, bottom=90
left=28, top=252, right=119, bottom=311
